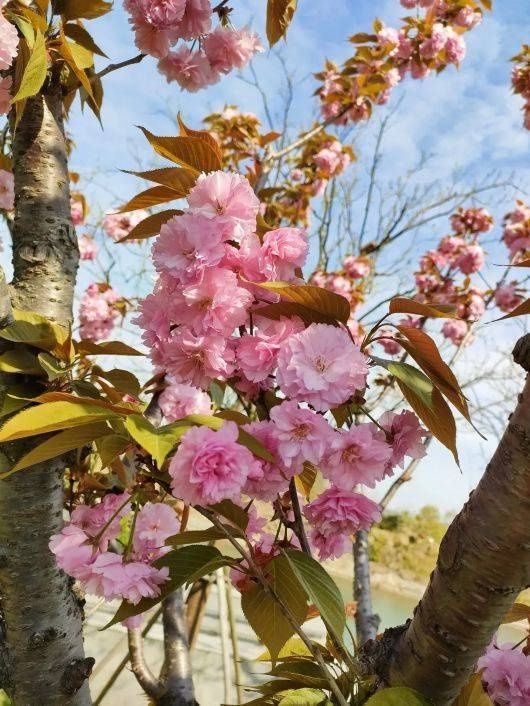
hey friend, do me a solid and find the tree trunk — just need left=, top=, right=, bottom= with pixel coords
left=384, top=335, right=530, bottom=705
left=353, top=530, right=380, bottom=644
left=0, top=76, right=93, bottom=705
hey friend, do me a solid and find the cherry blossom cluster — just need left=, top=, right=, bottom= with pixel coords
left=316, top=1, right=484, bottom=126
left=412, top=206, right=492, bottom=346
left=133, top=169, right=428, bottom=567
left=103, top=209, right=149, bottom=242
left=476, top=639, right=530, bottom=706
left=264, top=131, right=355, bottom=228
left=79, top=283, right=123, bottom=341
left=503, top=199, right=530, bottom=262
left=203, top=106, right=264, bottom=172
left=49, top=494, right=179, bottom=608
left=512, top=45, right=530, bottom=130
left=123, top=0, right=262, bottom=92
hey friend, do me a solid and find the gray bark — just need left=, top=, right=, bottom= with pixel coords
left=353, top=530, right=380, bottom=645
left=0, top=75, right=92, bottom=704
left=384, top=334, right=530, bottom=704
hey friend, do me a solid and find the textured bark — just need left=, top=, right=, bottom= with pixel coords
left=157, top=589, right=197, bottom=706
left=385, top=335, right=530, bottom=705
left=353, top=530, right=380, bottom=644
left=0, top=76, right=92, bottom=704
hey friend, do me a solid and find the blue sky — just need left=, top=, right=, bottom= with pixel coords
left=6, top=1, right=530, bottom=514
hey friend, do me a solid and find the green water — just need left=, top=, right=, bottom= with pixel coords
left=337, top=578, right=525, bottom=644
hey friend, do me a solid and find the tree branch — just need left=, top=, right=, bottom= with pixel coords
left=379, top=334, right=530, bottom=704
left=128, top=626, right=163, bottom=699
left=353, top=529, right=380, bottom=645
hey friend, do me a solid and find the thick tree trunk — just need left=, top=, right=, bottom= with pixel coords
left=384, top=335, right=530, bottom=705
left=353, top=530, right=380, bottom=644
left=0, top=76, right=93, bottom=704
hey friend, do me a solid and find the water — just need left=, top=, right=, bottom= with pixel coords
left=337, top=579, right=525, bottom=644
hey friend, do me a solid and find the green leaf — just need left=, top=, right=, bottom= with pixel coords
left=38, top=352, right=69, bottom=381
left=210, top=500, right=249, bottom=530
left=124, top=414, right=190, bottom=467
left=283, top=550, right=346, bottom=643
left=266, top=0, right=298, bottom=46
left=0, top=401, right=121, bottom=442
left=104, top=545, right=229, bottom=628
left=364, top=687, right=433, bottom=705
left=271, top=661, right=329, bottom=689
left=253, top=283, right=350, bottom=326
left=95, top=368, right=141, bottom=397
left=278, top=689, right=329, bottom=706
left=0, top=309, right=71, bottom=358
left=242, top=554, right=308, bottom=660
left=1, top=421, right=111, bottom=478
left=0, top=348, right=41, bottom=375
left=374, top=358, right=435, bottom=410
left=168, top=526, right=243, bottom=546
left=11, top=29, right=47, bottom=102
left=95, top=434, right=131, bottom=468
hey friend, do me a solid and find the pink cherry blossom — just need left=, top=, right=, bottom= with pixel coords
left=79, top=284, right=121, bottom=341
left=494, top=283, right=524, bottom=313
left=70, top=196, right=85, bottom=226
left=81, top=553, right=169, bottom=604
left=242, top=421, right=291, bottom=501
left=159, top=46, right=218, bottom=91
left=103, top=209, right=148, bottom=242
left=152, top=212, right=226, bottom=280
left=0, top=169, right=14, bottom=211
left=78, top=235, right=98, bottom=261
left=159, top=328, right=235, bottom=389
left=71, top=492, right=131, bottom=550
left=0, top=13, right=19, bottom=70
left=455, top=244, right=485, bottom=274
left=130, top=17, right=177, bottom=58
left=204, top=26, right=263, bottom=74
left=187, top=171, right=260, bottom=241
left=276, top=323, right=369, bottom=412
left=305, top=487, right=381, bottom=560
left=441, top=319, right=470, bottom=346
left=455, top=7, right=482, bottom=29
left=269, top=400, right=333, bottom=471
left=235, top=317, right=303, bottom=383
left=132, top=502, right=180, bottom=560
left=444, top=27, right=466, bottom=64
left=0, top=75, right=11, bottom=115
left=451, top=207, right=493, bottom=235
left=378, top=411, right=427, bottom=468
left=174, top=0, right=212, bottom=40
left=49, top=525, right=94, bottom=577
left=259, top=227, right=308, bottom=281
left=180, top=268, right=253, bottom=334
left=159, top=381, right=212, bottom=420
left=222, top=232, right=263, bottom=281
left=377, top=331, right=402, bottom=356
left=134, top=0, right=186, bottom=30
left=343, top=255, right=371, bottom=279
left=477, top=641, right=530, bottom=706
left=321, top=424, right=392, bottom=489
left=169, top=421, right=261, bottom=505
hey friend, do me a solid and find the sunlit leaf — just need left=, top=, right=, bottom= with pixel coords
left=59, top=0, right=113, bottom=20
left=11, top=29, right=47, bottom=103
left=502, top=601, right=530, bottom=623
left=177, top=113, right=222, bottom=162
left=138, top=127, right=222, bottom=174
left=254, top=282, right=350, bottom=326
left=389, top=297, right=456, bottom=319
left=2, top=421, right=111, bottom=477
left=117, top=185, right=181, bottom=213
left=453, top=674, right=493, bottom=706
left=267, top=0, right=298, bottom=46
left=374, top=358, right=435, bottom=410
left=124, top=166, right=197, bottom=195
left=117, top=209, right=182, bottom=242
left=124, top=414, right=191, bottom=467
left=58, top=28, right=94, bottom=101
left=0, top=348, right=41, bottom=375
left=64, top=23, right=108, bottom=57
left=496, top=298, right=530, bottom=320
left=0, top=401, right=121, bottom=442
left=0, top=309, right=71, bottom=360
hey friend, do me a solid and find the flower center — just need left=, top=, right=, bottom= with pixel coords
left=314, top=355, right=328, bottom=373
left=293, top=423, right=310, bottom=440
left=341, top=443, right=360, bottom=464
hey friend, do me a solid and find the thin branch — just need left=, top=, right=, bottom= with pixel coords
left=289, top=478, right=312, bottom=555
left=225, top=567, right=243, bottom=705
left=358, top=116, right=389, bottom=248
left=128, top=626, right=164, bottom=699
left=96, top=53, right=146, bottom=81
